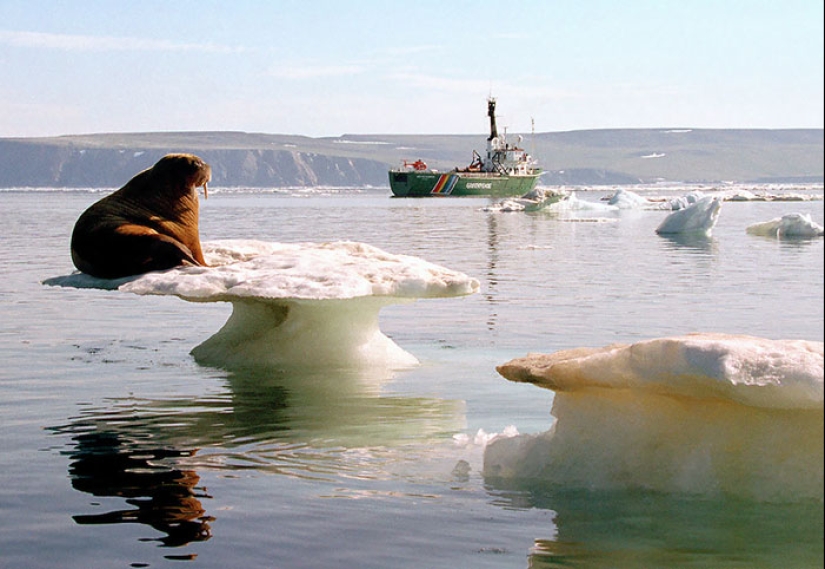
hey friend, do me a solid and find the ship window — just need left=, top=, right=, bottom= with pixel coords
left=394, top=173, right=408, bottom=183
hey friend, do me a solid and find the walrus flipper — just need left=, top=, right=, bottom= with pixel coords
left=140, top=234, right=204, bottom=274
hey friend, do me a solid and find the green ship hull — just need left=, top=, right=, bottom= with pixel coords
left=389, top=169, right=541, bottom=197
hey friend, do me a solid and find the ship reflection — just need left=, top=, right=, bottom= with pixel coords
left=485, top=211, right=500, bottom=331
left=67, top=430, right=213, bottom=549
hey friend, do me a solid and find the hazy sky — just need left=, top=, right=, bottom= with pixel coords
left=1, top=0, right=822, bottom=138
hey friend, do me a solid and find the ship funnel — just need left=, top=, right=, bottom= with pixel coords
left=487, top=97, right=498, bottom=141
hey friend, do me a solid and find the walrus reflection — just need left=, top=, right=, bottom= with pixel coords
left=68, top=431, right=213, bottom=548
left=71, top=153, right=210, bottom=279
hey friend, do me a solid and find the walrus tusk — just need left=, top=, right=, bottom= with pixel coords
left=203, top=183, right=208, bottom=200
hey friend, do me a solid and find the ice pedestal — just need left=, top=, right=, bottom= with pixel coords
left=188, top=296, right=416, bottom=369
left=45, top=240, right=480, bottom=370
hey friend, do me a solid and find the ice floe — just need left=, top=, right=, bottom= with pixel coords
left=607, top=188, right=653, bottom=209
left=44, top=240, right=479, bottom=370
left=655, top=196, right=722, bottom=236
left=746, top=213, right=824, bottom=238
left=485, top=333, right=824, bottom=500
left=482, top=187, right=569, bottom=212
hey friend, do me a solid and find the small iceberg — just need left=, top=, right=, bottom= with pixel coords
left=485, top=333, right=824, bottom=501
left=44, top=240, right=479, bottom=370
left=483, top=187, right=568, bottom=212
left=552, top=192, right=619, bottom=214
left=746, top=213, right=824, bottom=238
left=607, top=188, right=652, bottom=209
left=655, top=196, right=721, bottom=236
left=666, top=190, right=704, bottom=210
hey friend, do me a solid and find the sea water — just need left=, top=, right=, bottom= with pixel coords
left=0, top=185, right=822, bottom=568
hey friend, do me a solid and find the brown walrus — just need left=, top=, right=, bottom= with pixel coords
left=71, top=153, right=211, bottom=279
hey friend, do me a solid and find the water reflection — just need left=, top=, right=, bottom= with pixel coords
left=485, top=485, right=824, bottom=568
left=52, top=365, right=464, bottom=552
left=67, top=431, right=212, bottom=549
left=484, top=212, right=500, bottom=331
left=775, top=235, right=825, bottom=250
left=657, top=231, right=718, bottom=253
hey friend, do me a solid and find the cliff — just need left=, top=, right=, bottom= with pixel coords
left=0, top=129, right=821, bottom=188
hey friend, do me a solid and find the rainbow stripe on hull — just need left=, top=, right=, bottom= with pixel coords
left=431, top=174, right=459, bottom=195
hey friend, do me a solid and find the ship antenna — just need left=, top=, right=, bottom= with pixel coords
left=487, top=97, right=498, bottom=141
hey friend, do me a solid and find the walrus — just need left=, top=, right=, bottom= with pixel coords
left=71, top=153, right=211, bottom=279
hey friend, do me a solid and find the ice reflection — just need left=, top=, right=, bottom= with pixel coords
left=656, top=231, right=718, bottom=253
left=486, top=486, right=824, bottom=568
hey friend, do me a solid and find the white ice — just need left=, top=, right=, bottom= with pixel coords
left=666, top=190, right=704, bottom=210
left=655, top=196, right=722, bottom=236
left=550, top=192, right=618, bottom=213
left=603, top=186, right=823, bottom=208
left=746, top=213, right=825, bottom=238
left=44, top=240, right=480, bottom=370
left=606, top=189, right=703, bottom=211
left=485, top=333, right=824, bottom=500
left=607, top=188, right=652, bottom=209
left=482, top=187, right=568, bottom=212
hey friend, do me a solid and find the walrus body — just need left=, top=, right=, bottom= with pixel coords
left=71, top=153, right=211, bottom=279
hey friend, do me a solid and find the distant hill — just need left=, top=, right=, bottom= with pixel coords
left=0, top=129, right=821, bottom=188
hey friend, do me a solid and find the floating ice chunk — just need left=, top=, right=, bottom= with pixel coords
left=746, top=213, right=824, bottom=238
left=724, top=189, right=760, bottom=201
left=607, top=190, right=713, bottom=211
left=667, top=190, right=704, bottom=210
left=495, top=334, right=823, bottom=408
left=655, top=196, right=721, bottom=236
left=483, top=188, right=568, bottom=213
left=45, top=240, right=480, bottom=370
left=607, top=189, right=651, bottom=209
left=486, top=333, right=824, bottom=500
left=453, top=426, right=519, bottom=448
left=551, top=192, right=617, bottom=212
left=482, top=200, right=526, bottom=212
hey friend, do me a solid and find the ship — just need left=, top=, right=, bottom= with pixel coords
left=388, top=98, right=543, bottom=197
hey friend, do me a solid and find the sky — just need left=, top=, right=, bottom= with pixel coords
left=0, top=0, right=822, bottom=138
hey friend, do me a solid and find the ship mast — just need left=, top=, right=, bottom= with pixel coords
left=487, top=97, right=498, bottom=141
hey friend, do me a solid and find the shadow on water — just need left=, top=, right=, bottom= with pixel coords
left=484, top=482, right=824, bottom=568
left=50, top=364, right=464, bottom=555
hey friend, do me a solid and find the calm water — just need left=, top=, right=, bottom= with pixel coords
left=1, top=186, right=822, bottom=568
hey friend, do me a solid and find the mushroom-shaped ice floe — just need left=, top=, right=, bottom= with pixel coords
left=485, top=334, right=824, bottom=501
left=55, top=240, right=480, bottom=370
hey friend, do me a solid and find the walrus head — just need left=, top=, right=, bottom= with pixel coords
left=149, top=153, right=212, bottom=199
